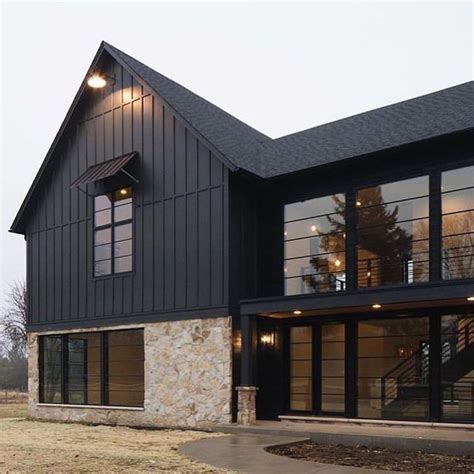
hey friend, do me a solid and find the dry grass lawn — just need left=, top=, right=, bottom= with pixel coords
left=0, top=418, right=227, bottom=472
left=0, top=403, right=28, bottom=419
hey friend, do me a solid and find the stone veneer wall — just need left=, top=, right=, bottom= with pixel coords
left=28, top=316, right=232, bottom=429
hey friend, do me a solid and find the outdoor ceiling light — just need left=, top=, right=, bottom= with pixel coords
left=120, top=188, right=128, bottom=195
left=87, top=75, right=107, bottom=88
left=372, top=304, right=382, bottom=309
left=293, top=310, right=302, bottom=315
left=468, top=296, right=474, bottom=302
left=335, top=259, right=341, bottom=267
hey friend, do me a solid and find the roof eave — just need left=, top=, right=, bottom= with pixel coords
left=10, top=42, right=110, bottom=235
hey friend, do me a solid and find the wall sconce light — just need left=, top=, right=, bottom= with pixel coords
left=87, top=73, right=116, bottom=89
left=260, top=332, right=275, bottom=346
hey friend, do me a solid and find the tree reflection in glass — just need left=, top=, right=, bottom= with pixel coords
left=357, top=176, right=430, bottom=288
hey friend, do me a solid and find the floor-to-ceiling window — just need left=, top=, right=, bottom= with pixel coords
left=441, top=313, right=474, bottom=422
left=357, top=317, right=430, bottom=420
left=441, top=165, right=474, bottom=280
left=284, top=194, right=346, bottom=295
left=357, top=176, right=430, bottom=288
left=321, top=324, right=345, bottom=413
left=289, top=326, right=312, bottom=411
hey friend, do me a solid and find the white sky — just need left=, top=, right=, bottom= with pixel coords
left=0, top=1, right=473, bottom=304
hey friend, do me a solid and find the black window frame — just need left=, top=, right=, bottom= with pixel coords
left=93, top=187, right=134, bottom=278
left=38, top=328, right=144, bottom=408
left=280, top=160, right=474, bottom=295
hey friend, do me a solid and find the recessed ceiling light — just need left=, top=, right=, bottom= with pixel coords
left=468, top=296, right=474, bottom=302
left=293, top=310, right=302, bottom=315
left=119, top=188, right=128, bottom=195
left=87, top=75, right=107, bottom=88
left=372, top=304, right=382, bottom=309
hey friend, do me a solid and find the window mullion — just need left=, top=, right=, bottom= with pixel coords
left=62, top=334, right=69, bottom=404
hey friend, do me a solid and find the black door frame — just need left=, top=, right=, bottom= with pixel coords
left=277, top=304, right=474, bottom=423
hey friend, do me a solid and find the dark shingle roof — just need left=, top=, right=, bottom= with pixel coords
left=10, top=41, right=474, bottom=234
left=106, top=43, right=474, bottom=178
left=104, top=43, right=271, bottom=175
left=258, top=81, right=474, bottom=177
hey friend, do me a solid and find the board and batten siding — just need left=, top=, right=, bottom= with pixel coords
left=26, top=59, right=229, bottom=328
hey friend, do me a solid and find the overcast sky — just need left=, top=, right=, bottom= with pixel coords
left=1, top=1, right=472, bottom=304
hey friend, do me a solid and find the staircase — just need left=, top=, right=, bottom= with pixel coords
left=381, top=319, right=474, bottom=420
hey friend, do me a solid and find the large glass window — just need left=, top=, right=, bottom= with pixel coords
left=357, top=176, right=429, bottom=288
left=108, top=330, right=145, bottom=407
left=357, top=317, right=429, bottom=420
left=41, top=336, right=62, bottom=403
left=441, top=314, right=474, bottom=422
left=68, top=333, right=101, bottom=405
left=441, top=165, right=474, bottom=280
left=290, top=326, right=312, bottom=411
left=94, top=187, right=133, bottom=277
left=40, top=329, right=144, bottom=407
left=321, top=324, right=345, bottom=413
left=284, top=194, right=346, bottom=295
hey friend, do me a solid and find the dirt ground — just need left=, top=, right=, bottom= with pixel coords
left=267, top=440, right=474, bottom=473
left=0, top=418, right=227, bottom=472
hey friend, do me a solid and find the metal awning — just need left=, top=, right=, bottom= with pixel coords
left=70, top=152, right=137, bottom=187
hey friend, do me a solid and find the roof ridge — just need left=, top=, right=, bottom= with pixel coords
left=273, top=80, right=474, bottom=143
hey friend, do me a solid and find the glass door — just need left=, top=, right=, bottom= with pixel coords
left=289, top=322, right=346, bottom=415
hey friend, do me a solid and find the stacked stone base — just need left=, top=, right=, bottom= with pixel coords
left=28, top=317, right=233, bottom=429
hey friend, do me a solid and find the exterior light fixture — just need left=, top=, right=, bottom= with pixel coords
left=468, top=296, right=474, bottom=302
left=310, top=225, right=317, bottom=232
left=293, top=310, right=302, bottom=315
left=87, top=75, right=107, bottom=88
left=335, top=259, right=341, bottom=267
left=120, top=188, right=128, bottom=195
left=356, top=201, right=362, bottom=207
left=372, top=304, right=382, bottom=309
left=260, top=333, right=275, bottom=346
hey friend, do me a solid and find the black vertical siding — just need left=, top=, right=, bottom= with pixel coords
left=26, top=59, right=229, bottom=328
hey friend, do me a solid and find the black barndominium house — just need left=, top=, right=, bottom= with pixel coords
left=10, top=42, right=474, bottom=428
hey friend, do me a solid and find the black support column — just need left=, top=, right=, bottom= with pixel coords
left=240, top=314, right=258, bottom=386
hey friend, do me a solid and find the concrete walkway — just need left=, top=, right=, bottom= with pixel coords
left=179, top=434, right=398, bottom=473
left=215, top=420, right=474, bottom=456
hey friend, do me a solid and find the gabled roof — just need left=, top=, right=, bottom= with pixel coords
left=258, top=81, right=474, bottom=178
left=104, top=43, right=271, bottom=175
left=10, top=40, right=474, bottom=234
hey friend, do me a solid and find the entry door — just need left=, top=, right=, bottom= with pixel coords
left=289, top=323, right=346, bottom=415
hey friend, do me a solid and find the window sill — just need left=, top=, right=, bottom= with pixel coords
left=37, top=403, right=144, bottom=411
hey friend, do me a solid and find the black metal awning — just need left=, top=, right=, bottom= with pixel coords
left=70, top=152, right=137, bottom=187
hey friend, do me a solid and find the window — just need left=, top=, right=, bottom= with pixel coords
left=290, top=326, right=312, bottom=411
left=357, top=317, right=430, bottom=421
left=321, top=324, right=345, bottom=413
left=94, top=187, right=133, bottom=277
left=41, top=336, right=62, bottom=403
left=441, top=314, right=474, bottom=422
left=357, top=176, right=429, bottom=288
left=108, top=330, right=145, bottom=406
left=284, top=194, right=346, bottom=295
left=39, top=329, right=144, bottom=407
left=441, top=165, right=474, bottom=280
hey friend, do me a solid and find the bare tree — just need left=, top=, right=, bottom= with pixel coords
left=1, top=281, right=28, bottom=355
